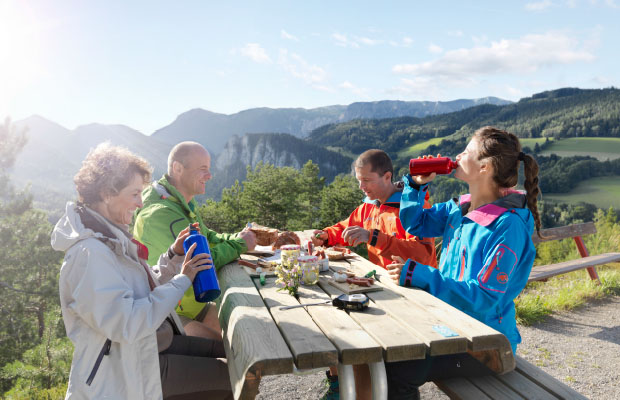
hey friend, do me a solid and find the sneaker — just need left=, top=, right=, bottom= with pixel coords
left=321, top=370, right=339, bottom=400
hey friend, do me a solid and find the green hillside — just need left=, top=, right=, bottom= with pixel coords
left=540, top=137, right=620, bottom=160
left=398, top=137, right=449, bottom=158
left=544, top=176, right=620, bottom=209
left=307, top=88, right=620, bottom=159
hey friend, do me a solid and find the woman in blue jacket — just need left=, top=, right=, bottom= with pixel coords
left=386, top=126, right=542, bottom=399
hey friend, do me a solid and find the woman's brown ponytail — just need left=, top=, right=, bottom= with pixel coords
left=474, top=126, right=543, bottom=238
left=522, top=154, right=542, bottom=238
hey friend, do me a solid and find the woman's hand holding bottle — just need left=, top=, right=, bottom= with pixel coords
left=409, top=154, right=446, bottom=185
left=181, top=243, right=213, bottom=282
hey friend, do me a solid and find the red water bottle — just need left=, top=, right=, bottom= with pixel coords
left=409, top=157, right=458, bottom=175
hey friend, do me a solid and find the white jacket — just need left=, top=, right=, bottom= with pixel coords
left=52, top=202, right=191, bottom=399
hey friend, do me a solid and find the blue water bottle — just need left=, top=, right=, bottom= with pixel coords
left=183, top=224, right=221, bottom=302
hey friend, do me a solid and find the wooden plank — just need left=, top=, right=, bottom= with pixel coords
left=496, top=370, right=558, bottom=400
left=296, top=282, right=383, bottom=365
left=532, top=222, right=596, bottom=244
left=340, top=257, right=469, bottom=357
left=434, top=378, right=493, bottom=400
left=396, top=286, right=512, bottom=354
left=255, top=276, right=338, bottom=370
left=344, top=253, right=516, bottom=373
left=468, top=375, right=524, bottom=400
left=216, top=261, right=294, bottom=399
left=528, top=252, right=620, bottom=282
left=318, top=275, right=427, bottom=362
left=514, top=355, right=588, bottom=400
left=365, top=288, right=468, bottom=356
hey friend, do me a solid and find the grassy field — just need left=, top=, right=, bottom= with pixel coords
left=516, top=264, right=620, bottom=326
left=544, top=176, right=620, bottom=209
left=325, top=146, right=357, bottom=159
left=520, top=137, right=553, bottom=148
left=397, top=137, right=446, bottom=158
left=540, top=137, right=620, bottom=160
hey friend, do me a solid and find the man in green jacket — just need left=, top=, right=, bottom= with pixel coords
left=134, top=141, right=256, bottom=339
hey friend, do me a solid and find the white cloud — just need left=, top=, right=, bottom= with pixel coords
left=472, top=35, right=488, bottom=45
left=388, top=77, right=446, bottom=99
left=339, top=81, right=370, bottom=98
left=358, top=36, right=382, bottom=46
left=504, top=85, right=524, bottom=98
left=389, top=37, right=414, bottom=47
left=278, top=49, right=332, bottom=91
left=332, top=33, right=359, bottom=48
left=281, top=29, right=299, bottom=41
left=239, top=43, right=272, bottom=64
left=447, top=30, right=464, bottom=37
left=332, top=32, right=383, bottom=48
left=393, top=32, right=595, bottom=78
left=525, top=0, right=554, bottom=11
left=428, top=43, right=443, bottom=54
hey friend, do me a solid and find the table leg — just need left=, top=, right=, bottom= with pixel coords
left=369, top=361, right=387, bottom=400
left=337, top=363, right=356, bottom=400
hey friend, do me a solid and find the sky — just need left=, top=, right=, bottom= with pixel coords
left=1, top=0, right=619, bottom=134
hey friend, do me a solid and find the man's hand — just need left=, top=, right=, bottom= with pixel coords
left=342, top=226, right=370, bottom=247
left=410, top=154, right=441, bottom=186
left=172, top=222, right=200, bottom=255
left=311, top=230, right=328, bottom=246
left=238, top=228, right=257, bottom=251
left=386, top=255, right=405, bottom=283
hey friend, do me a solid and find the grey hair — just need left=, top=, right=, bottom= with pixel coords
left=74, top=142, right=152, bottom=206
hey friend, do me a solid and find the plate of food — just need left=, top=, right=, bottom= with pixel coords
left=315, top=246, right=356, bottom=261
left=328, top=272, right=383, bottom=294
left=237, top=258, right=278, bottom=277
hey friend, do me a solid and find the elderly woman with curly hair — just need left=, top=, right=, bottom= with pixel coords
left=52, top=143, right=232, bottom=400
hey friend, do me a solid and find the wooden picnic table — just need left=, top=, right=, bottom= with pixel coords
left=215, top=231, right=515, bottom=399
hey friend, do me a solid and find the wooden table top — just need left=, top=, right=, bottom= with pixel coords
left=215, top=231, right=514, bottom=399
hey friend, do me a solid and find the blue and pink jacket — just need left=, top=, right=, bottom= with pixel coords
left=398, top=176, right=536, bottom=352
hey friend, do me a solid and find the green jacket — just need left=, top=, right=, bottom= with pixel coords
left=133, top=175, right=247, bottom=319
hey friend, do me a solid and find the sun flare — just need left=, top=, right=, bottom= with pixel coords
left=0, top=0, right=42, bottom=113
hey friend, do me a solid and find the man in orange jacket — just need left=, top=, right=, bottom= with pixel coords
left=312, top=149, right=437, bottom=270
left=313, top=149, right=437, bottom=400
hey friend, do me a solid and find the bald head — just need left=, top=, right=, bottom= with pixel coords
left=167, top=141, right=210, bottom=175
left=167, top=141, right=212, bottom=202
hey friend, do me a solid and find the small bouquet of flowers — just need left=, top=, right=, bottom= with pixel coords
left=275, top=263, right=301, bottom=296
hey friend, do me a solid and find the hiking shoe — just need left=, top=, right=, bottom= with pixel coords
left=321, top=370, right=339, bottom=400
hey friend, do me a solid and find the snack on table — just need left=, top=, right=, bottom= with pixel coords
left=326, top=249, right=346, bottom=261
left=346, top=277, right=375, bottom=287
left=273, top=231, right=301, bottom=250
left=332, top=246, right=352, bottom=254
left=248, top=223, right=279, bottom=246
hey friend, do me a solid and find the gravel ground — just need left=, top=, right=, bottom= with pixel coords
left=256, top=296, right=620, bottom=399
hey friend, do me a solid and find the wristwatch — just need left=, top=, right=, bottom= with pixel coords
left=167, top=245, right=181, bottom=259
left=369, top=229, right=380, bottom=247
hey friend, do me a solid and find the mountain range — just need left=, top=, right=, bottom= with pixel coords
left=151, top=97, right=511, bottom=154
left=10, top=96, right=509, bottom=213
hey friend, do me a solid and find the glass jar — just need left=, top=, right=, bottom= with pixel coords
left=298, top=255, right=319, bottom=285
left=280, top=244, right=301, bottom=269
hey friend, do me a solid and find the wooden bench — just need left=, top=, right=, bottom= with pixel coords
left=528, top=221, right=620, bottom=283
left=435, top=355, right=587, bottom=400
